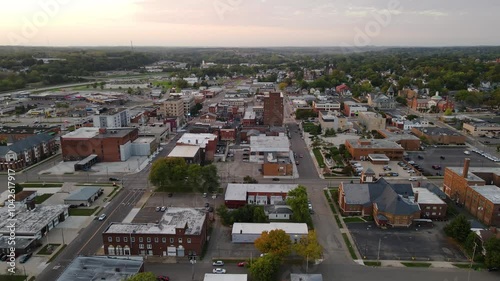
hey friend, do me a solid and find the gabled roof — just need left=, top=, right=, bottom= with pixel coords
left=1, top=133, right=54, bottom=154
left=343, top=178, right=420, bottom=215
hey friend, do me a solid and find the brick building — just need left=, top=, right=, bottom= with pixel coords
left=342, top=101, right=367, bottom=117
left=263, top=92, right=283, bottom=126
left=176, top=133, right=218, bottom=162
left=443, top=159, right=500, bottom=226
left=158, top=98, right=185, bottom=118
left=60, top=127, right=139, bottom=162
left=411, top=127, right=466, bottom=145
left=102, top=208, right=208, bottom=258
left=462, top=122, right=500, bottom=137
left=412, top=188, right=447, bottom=220
left=345, top=139, right=405, bottom=160
left=0, top=133, right=57, bottom=171
left=377, top=129, right=421, bottom=151
left=0, top=125, right=60, bottom=142
left=339, top=178, right=421, bottom=228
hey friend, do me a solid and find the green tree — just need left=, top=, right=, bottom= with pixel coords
left=293, top=230, right=322, bottom=260
left=14, top=183, right=23, bottom=194
left=148, top=158, right=188, bottom=192
left=464, top=232, right=483, bottom=261
left=484, top=237, right=500, bottom=269
left=286, top=186, right=312, bottom=226
left=201, top=164, right=219, bottom=193
left=253, top=206, right=268, bottom=223
left=444, top=214, right=471, bottom=243
left=249, top=254, right=281, bottom=281
left=444, top=108, right=453, bottom=116
left=243, top=175, right=258, bottom=183
left=254, top=229, right=291, bottom=258
left=186, top=164, right=203, bottom=192
left=126, top=272, right=156, bottom=281
left=216, top=204, right=232, bottom=225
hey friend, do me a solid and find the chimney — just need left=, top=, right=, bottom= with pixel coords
left=414, top=191, right=419, bottom=203
left=463, top=158, right=470, bottom=178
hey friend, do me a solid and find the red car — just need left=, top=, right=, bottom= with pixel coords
left=432, top=165, right=441, bottom=170
left=237, top=262, right=247, bottom=267
left=157, top=276, right=169, bottom=281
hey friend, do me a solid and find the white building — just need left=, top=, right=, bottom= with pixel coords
left=231, top=222, right=308, bottom=243
left=93, top=108, right=130, bottom=128
left=204, top=274, right=247, bottom=281
left=249, top=135, right=290, bottom=163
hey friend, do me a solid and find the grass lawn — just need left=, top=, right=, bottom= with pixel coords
left=313, top=148, right=325, bottom=168
left=401, top=262, right=432, bottom=268
left=47, top=244, right=67, bottom=263
left=343, top=217, right=365, bottom=223
left=36, top=243, right=61, bottom=255
left=324, top=190, right=332, bottom=203
left=107, top=186, right=121, bottom=199
left=34, top=193, right=53, bottom=204
left=334, top=215, right=343, bottom=228
left=342, top=233, right=357, bottom=259
left=329, top=204, right=337, bottom=214
left=0, top=275, right=29, bottom=281
left=453, top=263, right=486, bottom=270
left=364, top=261, right=381, bottom=266
left=20, top=182, right=63, bottom=188
left=69, top=207, right=99, bottom=216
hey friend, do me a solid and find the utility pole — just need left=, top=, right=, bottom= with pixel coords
left=377, top=238, right=382, bottom=260
left=467, top=242, right=477, bottom=281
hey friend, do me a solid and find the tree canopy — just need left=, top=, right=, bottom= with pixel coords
left=484, top=237, right=500, bottom=269
left=444, top=214, right=471, bottom=243
left=249, top=254, right=281, bottom=281
left=293, top=230, right=323, bottom=260
left=148, top=158, right=219, bottom=193
left=254, top=229, right=292, bottom=258
left=286, top=186, right=312, bottom=226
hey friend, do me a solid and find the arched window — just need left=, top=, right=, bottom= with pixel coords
left=108, top=245, right=115, bottom=255
left=116, top=245, right=123, bottom=255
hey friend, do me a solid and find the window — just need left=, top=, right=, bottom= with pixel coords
left=108, top=237, right=112, bottom=242
left=187, top=238, right=191, bottom=244
left=124, top=237, right=128, bottom=242
left=139, top=244, right=144, bottom=249
left=432, top=206, right=437, bottom=210
left=147, top=237, right=151, bottom=243
left=155, top=237, right=159, bottom=243
left=147, top=244, right=152, bottom=249
left=426, top=206, right=430, bottom=209
left=170, top=238, right=174, bottom=243
left=139, top=237, right=143, bottom=242
left=116, top=237, right=120, bottom=242
left=162, top=238, right=166, bottom=243
left=131, top=237, right=135, bottom=242
left=178, top=238, right=182, bottom=243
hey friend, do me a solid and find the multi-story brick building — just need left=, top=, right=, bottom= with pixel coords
left=345, top=139, right=404, bottom=160
left=312, top=101, right=340, bottom=113
left=0, top=133, right=57, bottom=171
left=377, top=129, right=421, bottom=151
left=343, top=101, right=367, bottom=117
left=412, top=188, right=447, bottom=220
left=411, top=127, right=466, bottom=145
left=102, top=208, right=208, bottom=258
left=60, top=127, right=139, bottom=162
left=0, top=125, right=60, bottom=142
left=263, top=92, right=283, bottom=126
left=443, top=159, right=500, bottom=226
left=176, top=133, right=218, bottom=162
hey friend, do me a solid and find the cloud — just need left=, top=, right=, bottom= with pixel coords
left=415, top=10, right=448, bottom=17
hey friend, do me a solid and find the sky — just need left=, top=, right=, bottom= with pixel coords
left=1, top=0, right=499, bottom=47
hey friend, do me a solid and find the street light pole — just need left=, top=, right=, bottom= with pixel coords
left=377, top=238, right=382, bottom=260
left=467, top=242, right=477, bottom=281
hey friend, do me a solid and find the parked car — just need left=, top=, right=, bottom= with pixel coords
left=212, top=260, right=224, bottom=266
left=417, top=155, right=424, bottom=159
left=0, top=254, right=8, bottom=261
left=160, top=206, right=166, bottom=212
left=203, top=193, right=207, bottom=198
left=272, top=178, right=280, bottom=181
left=168, top=193, right=173, bottom=197
left=379, top=173, right=386, bottom=177
left=205, top=202, right=210, bottom=208
left=295, top=160, right=299, bottom=165
left=440, top=156, right=445, bottom=160
left=432, top=165, right=441, bottom=170
left=237, top=262, right=247, bottom=267
left=157, top=276, right=170, bottom=281
left=464, top=150, right=471, bottom=155
left=213, top=268, right=226, bottom=274
left=109, top=177, right=119, bottom=181
left=389, top=172, right=399, bottom=177
left=156, top=207, right=161, bottom=212
left=98, top=214, right=106, bottom=221
left=409, top=177, right=417, bottom=181
left=299, top=154, right=304, bottom=158
left=19, top=253, right=32, bottom=264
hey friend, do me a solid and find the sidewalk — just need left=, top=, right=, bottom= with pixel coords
left=364, top=260, right=462, bottom=269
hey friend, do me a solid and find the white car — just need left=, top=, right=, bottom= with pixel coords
left=213, top=268, right=226, bottom=274
left=98, top=214, right=106, bottom=221
left=409, top=177, right=417, bottom=181
left=464, top=151, right=471, bottom=155
left=212, top=260, right=224, bottom=266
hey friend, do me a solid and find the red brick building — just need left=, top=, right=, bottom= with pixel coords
left=60, top=127, right=139, bottom=162
left=219, top=129, right=236, bottom=141
left=444, top=159, right=500, bottom=226
left=176, top=133, right=218, bottom=162
left=345, top=139, right=405, bottom=160
left=263, top=92, right=283, bottom=126
left=102, top=208, right=208, bottom=258
left=0, top=133, right=57, bottom=171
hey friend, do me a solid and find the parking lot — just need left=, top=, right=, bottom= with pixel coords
left=347, top=222, right=467, bottom=261
left=214, top=149, right=263, bottom=182
left=406, top=146, right=500, bottom=176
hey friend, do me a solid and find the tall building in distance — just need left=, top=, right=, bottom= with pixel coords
left=263, top=92, right=283, bottom=126
left=93, top=108, right=130, bottom=128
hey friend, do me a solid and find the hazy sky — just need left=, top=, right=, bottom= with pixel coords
left=2, top=0, right=499, bottom=47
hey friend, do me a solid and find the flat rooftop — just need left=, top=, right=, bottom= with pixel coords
left=378, top=129, right=420, bottom=141
left=243, top=111, right=256, bottom=120
left=56, top=256, right=143, bottom=281
left=472, top=185, right=500, bottom=204
left=168, top=145, right=200, bottom=158
left=104, top=208, right=206, bottom=235
left=204, top=274, right=248, bottom=281
left=250, top=135, right=290, bottom=152
left=64, top=187, right=102, bottom=202
left=0, top=205, right=68, bottom=236
left=225, top=183, right=298, bottom=201
left=177, top=133, right=217, bottom=148
left=232, top=222, right=308, bottom=235
left=61, top=127, right=100, bottom=139
left=413, top=188, right=446, bottom=204
left=133, top=137, right=156, bottom=144
left=346, top=139, right=404, bottom=149
left=445, top=166, right=500, bottom=183
left=416, top=127, right=462, bottom=136
left=0, top=236, right=36, bottom=249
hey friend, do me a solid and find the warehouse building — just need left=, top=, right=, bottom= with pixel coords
left=231, top=222, right=308, bottom=243
left=57, top=256, right=144, bottom=281
left=224, top=183, right=298, bottom=209
left=64, top=187, right=103, bottom=207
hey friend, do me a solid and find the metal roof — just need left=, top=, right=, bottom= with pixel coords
left=56, top=256, right=143, bottom=281
left=64, top=187, right=102, bottom=202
